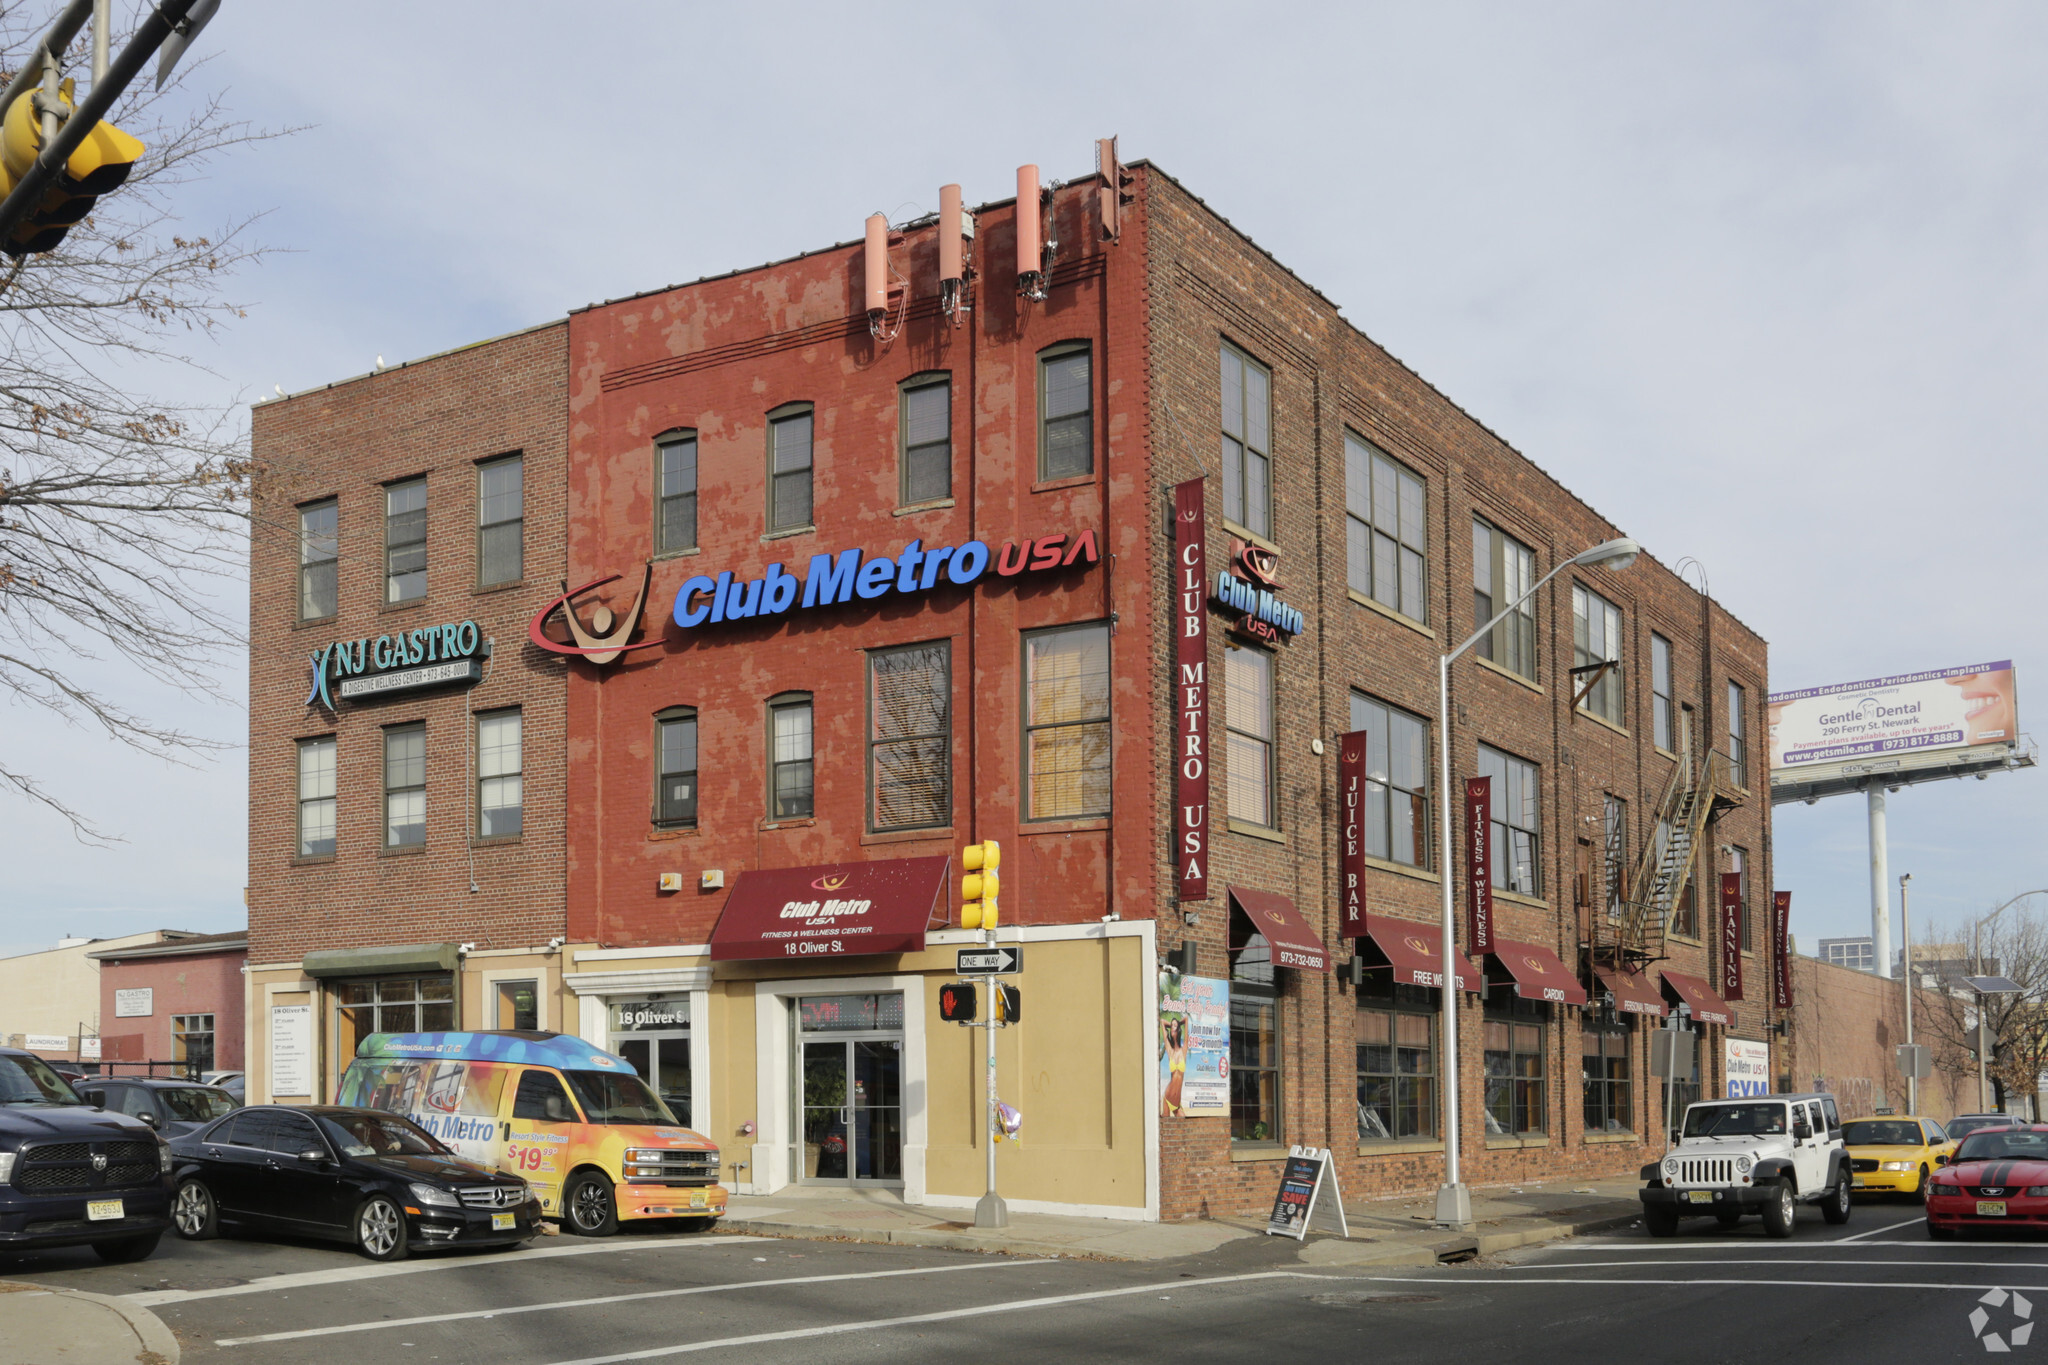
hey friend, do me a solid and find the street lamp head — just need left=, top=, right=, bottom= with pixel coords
left=1573, top=536, right=1641, bottom=571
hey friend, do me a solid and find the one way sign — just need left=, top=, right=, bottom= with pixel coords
left=956, top=946, right=1022, bottom=975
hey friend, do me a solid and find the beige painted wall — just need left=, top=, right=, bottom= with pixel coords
left=0, top=932, right=174, bottom=1053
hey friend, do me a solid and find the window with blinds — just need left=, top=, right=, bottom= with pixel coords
left=1038, top=343, right=1092, bottom=480
left=656, top=431, right=698, bottom=554
left=869, top=642, right=951, bottom=832
left=1025, top=623, right=1110, bottom=819
left=768, top=405, right=814, bottom=532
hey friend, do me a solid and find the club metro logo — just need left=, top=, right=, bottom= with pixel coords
left=529, top=564, right=660, bottom=666
left=811, top=874, right=849, bottom=892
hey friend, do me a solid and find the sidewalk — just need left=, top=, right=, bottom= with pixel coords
left=719, top=1176, right=1644, bottom=1265
left=0, top=1280, right=179, bottom=1365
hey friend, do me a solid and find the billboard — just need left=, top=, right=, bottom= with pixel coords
left=1768, top=662, right=2018, bottom=772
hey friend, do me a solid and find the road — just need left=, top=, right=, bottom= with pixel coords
left=1, top=1199, right=2039, bottom=1362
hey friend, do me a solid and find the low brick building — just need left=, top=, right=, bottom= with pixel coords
left=89, top=931, right=248, bottom=1076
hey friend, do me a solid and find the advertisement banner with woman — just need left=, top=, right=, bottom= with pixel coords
left=1159, top=971, right=1229, bottom=1118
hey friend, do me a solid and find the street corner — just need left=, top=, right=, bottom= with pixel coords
left=0, top=1279, right=180, bottom=1365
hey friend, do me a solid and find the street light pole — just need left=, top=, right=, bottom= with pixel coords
left=1901, top=872, right=1915, bottom=1115
left=1966, top=890, right=2047, bottom=1112
left=1432, top=535, right=1641, bottom=1229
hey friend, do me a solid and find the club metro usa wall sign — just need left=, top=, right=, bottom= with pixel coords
left=1212, top=537, right=1303, bottom=643
left=307, top=619, right=485, bottom=711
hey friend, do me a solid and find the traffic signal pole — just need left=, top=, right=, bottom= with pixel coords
left=975, top=932, right=1007, bottom=1229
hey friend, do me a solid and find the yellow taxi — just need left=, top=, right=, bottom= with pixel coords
left=1842, top=1115, right=1956, bottom=1199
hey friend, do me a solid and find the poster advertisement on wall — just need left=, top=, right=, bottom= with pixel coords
left=1725, top=1038, right=1772, bottom=1097
left=1159, top=971, right=1229, bottom=1118
left=271, top=1003, right=314, bottom=1098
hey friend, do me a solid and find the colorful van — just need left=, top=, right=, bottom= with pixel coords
left=337, top=1030, right=726, bottom=1235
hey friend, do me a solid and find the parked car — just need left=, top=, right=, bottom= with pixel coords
left=0, top=1046, right=170, bottom=1262
left=1947, top=1114, right=2024, bottom=1142
left=75, top=1078, right=240, bottom=1138
left=1639, top=1093, right=1853, bottom=1238
left=1842, top=1115, right=1956, bottom=1201
left=202, top=1071, right=246, bottom=1103
left=1926, top=1123, right=2048, bottom=1240
left=168, top=1105, right=540, bottom=1261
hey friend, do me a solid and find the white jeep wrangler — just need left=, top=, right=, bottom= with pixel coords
left=1639, top=1093, right=1853, bottom=1238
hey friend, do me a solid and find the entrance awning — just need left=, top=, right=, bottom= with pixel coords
left=1228, top=887, right=1331, bottom=973
left=708, top=856, right=950, bottom=962
left=302, top=942, right=460, bottom=978
left=1362, top=921, right=1479, bottom=991
left=1593, top=966, right=1667, bottom=1017
left=1662, top=970, right=1734, bottom=1026
left=1486, top=939, right=1589, bottom=1005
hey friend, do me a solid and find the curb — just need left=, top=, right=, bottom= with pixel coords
left=0, top=1282, right=180, bottom=1365
left=720, top=1218, right=1102, bottom=1259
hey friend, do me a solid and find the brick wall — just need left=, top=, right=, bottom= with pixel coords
left=97, top=948, right=246, bottom=1070
left=1787, top=956, right=1975, bottom=1118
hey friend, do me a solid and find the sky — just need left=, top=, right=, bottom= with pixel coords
left=3, top=0, right=2045, bottom=960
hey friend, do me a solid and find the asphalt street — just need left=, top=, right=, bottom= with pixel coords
left=4, top=1198, right=2045, bottom=1363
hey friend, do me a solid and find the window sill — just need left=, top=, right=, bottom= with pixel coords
left=473, top=579, right=526, bottom=596
left=290, top=854, right=336, bottom=867
left=1494, top=887, right=1551, bottom=910
left=861, top=826, right=953, bottom=847
left=471, top=835, right=522, bottom=848
left=379, top=599, right=430, bottom=615
left=1667, top=932, right=1703, bottom=946
left=648, top=826, right=700, bottom=841
left=292, top=615, right=338, bottom=632
left=894, top=498, right=956, bottom=517
left=1366, top=855, right=1438, bottom=885
left=760, top=817, right=817, bottom=832
left=1484, top=1134, right=1551, bottom=1150
left=1227, top=818, right=1286, bottom=845
left=761, top=526, right=815, bottom=543
left=1653, top=745, right=1682, bottom=762
left=1575, top=708, right=1629, bottom=738
left=1021, top=816, right=1111, bottom=836
left=1030, top=474, right=1096, bottom=494
left=1220, top=519, right=1279, bottom=554
left=653, top=546, right=702, bottom=561
left=1348, top=589, right=1435, bottom=641
left=1229, top=1143, right=1288, bottom=1163
left=1473, top=654, right=1542, bottom=693
left=1357, top=1138, right=1444, bottom=1156
left=1583, top=1132, right=1641, bottom=1145
left=377, top=844, right=427, bottom=857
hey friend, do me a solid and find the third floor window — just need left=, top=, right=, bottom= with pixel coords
left=1572, top=583, right=1624, bottom=726
left=477, top=455, right=523, bottom=587
left=1038, top=343, right=1092, bottom=481
left=1220, top=342, right=1272, bottom=539
left=298, top=499, right=337, bottom=621
left=1344, top=434, right=1426, bottom=622
left=385, top=478, right=427, bottom=603
left=1473, top=518, right=1535, bottom=679
left=768, top=406, right=814, bottom=532
left=656, top=430, right=698, bottom=554
left=900, top=377, right=951, bottom=506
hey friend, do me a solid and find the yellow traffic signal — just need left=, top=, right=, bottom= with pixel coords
left=961, top=839, right=1000, bottom=930
left=0, top=78, right=145, bottom=255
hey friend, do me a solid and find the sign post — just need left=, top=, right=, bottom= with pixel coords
left=1264, top=1146, right=1348, bottom=1240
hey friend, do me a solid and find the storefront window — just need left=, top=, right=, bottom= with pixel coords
left=1229, top=906, right=1281, bottom=1144
left=1356, top=973, right=1435, bottom=1141
left=611, top=995, right=690, bottom=1127
left=1582, top=1014, right=1633, bottom=1135
left=1484, top=995, right=1548, bottom=1136
left=338, top=975, right=455, bottom=1057
left=496, top=980, right=538, bottom=1030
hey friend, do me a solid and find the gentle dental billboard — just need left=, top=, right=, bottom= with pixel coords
left=1767, top=661, right=2018, bottom=771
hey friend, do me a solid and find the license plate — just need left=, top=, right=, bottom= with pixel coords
left=1686, top=1190, right=1714, bottom=1204
left=1979, top=1201, right=2008, bottom=1217
left=690, top=1191, right=707, bottom=1209
left=1852, top=1179, right=1867, bottom=1187
left=85, top=1198, right=123, bottom=1221
left=491, top=1212, right=516, bottom=1231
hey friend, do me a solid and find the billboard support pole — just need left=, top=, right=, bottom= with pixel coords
left=1868, top=783, right=1893, bottom=980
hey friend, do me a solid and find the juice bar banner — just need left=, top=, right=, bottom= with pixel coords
left=1173, top=478, right=1210, bottom=902
left=1337, top=730, right=1368, bottom=937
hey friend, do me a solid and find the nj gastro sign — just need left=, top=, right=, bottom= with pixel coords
left=307, top=619, right=484, bottom=711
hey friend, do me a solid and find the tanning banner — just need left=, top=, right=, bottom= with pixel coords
left=1772, top=891, right=1793, bottom=1009
left=1173, top=479, right=1210, bottom=901
left=1465, top=776, right=1494, bottom=954
left=1768, top=661, right=2018, bottom=770
left=1159, top=972, right=1229, bottom=1118
left=1720, top=871, right=1744, bottom=1002
left=1337, top=729, right=1369, bottom=937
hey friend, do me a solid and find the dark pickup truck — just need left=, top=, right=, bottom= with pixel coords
left=0, top=1046, right=171, bottom=1261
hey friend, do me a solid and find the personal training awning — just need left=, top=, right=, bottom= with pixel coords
left=1362, top=921, right=1480, bottom=991
left=1661, top=970, right=1734, bottom=1026
left=1486, top=939, right=1590, bottom=1005
left=708, top=855, right=950, bottom=962
left=1593, top=966, right=1668, bottom=1017
left=1228, top=887, right=1331, bottom=972
left=302, top=942, right=460, bottom=978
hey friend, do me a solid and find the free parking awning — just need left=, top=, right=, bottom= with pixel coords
left=1593, top=967, right=1668, bottom=1017
left=1363, top=921, right=1480, bottom=991
left=1228, top=887, right=1331, bottom=972
left=1486, top=939, right=1590, bottom=1005
left=708, top=856, right=950, bottom=962
left=1661, top=970, right=1734, bottom=1026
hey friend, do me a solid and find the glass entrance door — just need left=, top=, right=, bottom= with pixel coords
left=796, top=993, right=903, bottom=1186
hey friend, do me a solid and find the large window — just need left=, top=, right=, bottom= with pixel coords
left=1025, top=624, right=1110, bottom=820
left=1731, top=846, right=1751, bottom=951
left=385, top=478, right=427, bottom=603
left=298, top=499, right=337, bottom=621
left=1219, top=342, right=1272, bottom=539
left=1345, top=434, right=1426, bottom=622
left=172, top=1014, right=215, bottom=1077
left=297, top=736, right=336, bottom=858
left=1651, top=633, right=1675, bottom=750
left=338, top=976, right=455, bottom=1058
left=477, top=454, right=523, bottom=586
left=1348, top=693, right=1429, bottom=867
left=1356, top=973, right=1436, bottom=1141
left=1473, top=519, right=1536, bottom=679
left=869, top=643, right=950, bottom=831
left=900, top=375, right=951, bottom=505
left=769, top=695, right=814, bottom=820
left=1225, top=641, right=1275, bottom=828
left=1484, top=995, right=1548, bottom=1136
left=654, top=708, right=698, bottom=827
left=1229, top=905, right=1281, bottom=1144
left=384, top=723, right=426, bottom=847
left=1671, top=866, right=1699, bottom=939
left=476, top=708, right=522, bottom=838
left=1728, top=681, right=1749, bottom=787
left=656, top=430, right=698, bottom=554
left=1582, top=1015, right=1633, bottom=1135
left=1038, top=343, right=1092, bottom=480
left=768, top=405, right=814, bottom=532
left=1572, top=583, right=1624, bottom=725
left=1478, top=744, right=1541, bottom=896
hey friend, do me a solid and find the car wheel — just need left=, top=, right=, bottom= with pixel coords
left=563, top=1171, right=619, bottom=1237
left=1762, top=1181, right=1798, bottom=1238
left=171, top=1179, right=218, bottom=1240
left=1821, top=1174, right=1853, bottom=1225
left=1913, top=1166, right=1930, bottom=1203
left=354, top=1195, right=409, bottom=1261
left=1644, top=1205, right=1680, bottom=1238
left=1928, top=1219, right=1957, bottom=1241
left=1715, top=1211, right=1743, bottom=1228
left=92, top=1233, right=160, bottom=1264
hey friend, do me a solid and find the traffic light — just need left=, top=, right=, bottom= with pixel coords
left=960, top=839, right=1000, bottom=930
left=0, top=78, right=145, bottom=256
left=994, top=984, right=1021, bottom=1024
left=938, top=981, right=978, bottom=1024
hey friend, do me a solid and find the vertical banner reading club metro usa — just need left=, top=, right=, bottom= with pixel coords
left=1337, top=731, right=1369, bottom=937
left=1174, top=479, right=1210, bottom=901
left=1719, top=872, right=1744, bottom=1001
left=1772, top=891, right=1794, bottom=1008
left=1465, top=776, right=1493, bottom=953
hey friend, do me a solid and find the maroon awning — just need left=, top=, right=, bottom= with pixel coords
left=1228, top=887, right=1331, bottom=973
left=1593, top=967, right=1667, bottom=1017
left=1486, top=939, right=1590, bottom=1005
left=709, top=856, right=950, bottom=962
left=1364, top=921, right=1480, bottom=992
left=1662, top=970, right=1734, bottom=1026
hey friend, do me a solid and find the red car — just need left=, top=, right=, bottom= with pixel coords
left=1926, top=1124, right=2048, bottom=1239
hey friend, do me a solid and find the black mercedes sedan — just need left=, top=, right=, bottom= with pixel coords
left=168, top=1105, right=540, bottom=1260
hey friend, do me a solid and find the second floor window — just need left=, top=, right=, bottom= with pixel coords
left=1349, top=693, right=1429, bottom=867
left=1473, top=518, right=1535, bottom=679
left=900, top=377, right=951, bottom=505
left=1026, top=623, right=1111, bottom=819
left=656, top=431, right=698, bottom=554
left=768, top=406, right=814, bottom=532
left=384, top=723, right=426, bottom=847
left=1479, top=744, right=1541, bottom=896
left=769, top=695, right=814, bottom=820
left=298, top=500, right=337, bottom=621
left=870, top=642, right=951, bottom=831
left=1728, top=681, right=1749, bottom=787
left=1651, top=633, right=1675, bottom=750
left=1345, top=434, right=1427, bottom=622
left=297, top=736, right=336, bottom=858
left=655, top=708, right=698, bottom=827
left=1038, top=343, right=1092, bottom=480
left=1572, top=583, right=1624, bottom=725
left=477, top=708, right=522, bottom=838
left=1220, top=343, right=1272, bottom=539
left=477, top=455, right=523, bottom=586
left=385, top=478, right=427, bottom=603
left=1226, top=641, right=1275, bottom=828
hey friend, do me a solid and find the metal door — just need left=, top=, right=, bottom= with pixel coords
left=798, top=1037, right=902, bottom=1186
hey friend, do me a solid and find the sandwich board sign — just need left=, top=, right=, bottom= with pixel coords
left=1264, top=1145, right=1349, bottom=1240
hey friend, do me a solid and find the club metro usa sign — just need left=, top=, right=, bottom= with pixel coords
left=1212, top=537, right=1303, bottom=644
left=307, top=619, right=485, bottom=711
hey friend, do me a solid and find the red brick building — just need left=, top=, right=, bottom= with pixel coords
left=89, top=931, right=247, bottom=1076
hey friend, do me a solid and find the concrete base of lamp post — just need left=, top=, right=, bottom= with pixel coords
left=1434, top=1181, right=1473, bottom=1230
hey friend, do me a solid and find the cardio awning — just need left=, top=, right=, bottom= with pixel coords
left=1486, top=939, right=1590, bottom=1005
left=1593, top=966, right=1668, bottom=1017
left=1661, top=970, right=1734, bottom=1026
left=1228, top=887, right=1331, bottom=973
left=1362, top=921, right=1480, bottom=992
left=708, top=856, right=950, bottom=962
